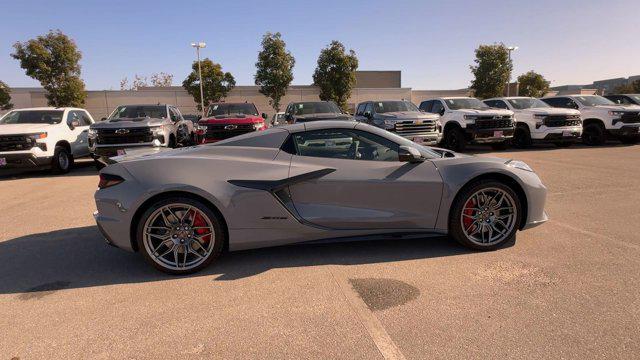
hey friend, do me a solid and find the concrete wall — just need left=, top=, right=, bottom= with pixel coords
left=355, top=71, right=401, bottom=88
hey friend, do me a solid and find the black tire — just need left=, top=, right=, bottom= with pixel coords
left=136, top=197, right=225, bottom=275
left=444, top=127, right=466, bottom=152
left=512, top=127, right=532, bottom=148
left=582, top=123, right=606, bottom=146
left=168, top=135, right=177, bottom=148
left=620, top=136, right=640, bottom=145
left=449, top=180, right=522, bottom=251
left=554, top=142, right=573, bottom=148
left=490, top=142, right=509, bottom=151
left=51, top=146, right=73, bottom=174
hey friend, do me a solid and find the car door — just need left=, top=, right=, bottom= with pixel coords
left=66, top=110, right=91, bottom=157
left=286, top=127, right=443, bottom=230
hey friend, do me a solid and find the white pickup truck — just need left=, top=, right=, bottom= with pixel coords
left=542, top=95, right=640, bottom=145
left=419, top=97, right=515, bottom=151
left=483, top=97, right=582, bottom=148
left=0, top=107, right=94, bottom=174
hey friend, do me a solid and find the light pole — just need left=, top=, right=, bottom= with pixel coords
left=191, top=42, right=207, bottom=118
left=506, top=46, right=518, bottom=97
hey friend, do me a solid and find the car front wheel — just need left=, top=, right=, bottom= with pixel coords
left=136, top=197, right=225, bottom=275
left=449, top=180, right=522, bottom=250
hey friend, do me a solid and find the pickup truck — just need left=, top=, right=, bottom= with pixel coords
left=419, top=97, right=515, bottom=151
left=542, top=95, right=640, bottom=145
left=0, top=107, right=94, bottom=174
left=89, top=104, right=195, bottom=165
left=484, top=97, right=582, bottom=148
left=198, top=102, right=267, bottom=143
left=354, top=100, right=441, bottom=145
left=284, top=101, right=354, bottom=123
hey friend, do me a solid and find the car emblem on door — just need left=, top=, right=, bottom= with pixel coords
left=224, top=125, right=237, bottom=130
left=115, top=128, right=130, bottom=134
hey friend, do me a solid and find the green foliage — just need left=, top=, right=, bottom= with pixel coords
left=0, top=81, right=13, bottom=111
left=517, top=71, right=550, bottom=97
left=312, top=41, right=359, bottom=112
left=613, top=80, right=640, bottom=94
left=469, top=43, right=512, bottom=99
left=11, top=30, right=86, bottom=107
left=182, top=58, right=235, bottom=111
left=254, top=32, right=295, bottom=112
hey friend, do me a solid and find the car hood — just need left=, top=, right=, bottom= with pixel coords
left=199, top=115, right=263, bottom=124
left=295, top=113, right=354, bottom=122
left=453, top=109, right=514, bottom=116
left=517, top=107, right=580, bottom=116
left=376, top=111, right=439, bottom=120
left=588, top=105, right=640, bottom=111
left=0, top=123, right=54, bottom=135
left=91, top=117, right=169, bottom=129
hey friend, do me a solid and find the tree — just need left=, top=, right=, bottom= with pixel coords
left=254, top=32, right=295, bottom=112
left=312, top=41, right=359, bottom=112
left=613, top=80, right=640, bottom=94
left=0, top=81, right=13, bottom=111
left=150, top=72, right=173, bottom=87
left=11, top=30, right=86, bottom=107
left=469, top=43, right=512, bottom=99
left=517, top=71, right=550, bottom=97
left=182, top=58, right=235, bottom=111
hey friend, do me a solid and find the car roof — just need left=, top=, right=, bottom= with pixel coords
left=485, top=97, right=531, bottom=101
left=210, top=102, right=255, bottom=105
left=115, top=104, right=170, bottom=107
left=9, top=107, right=85, bottom=111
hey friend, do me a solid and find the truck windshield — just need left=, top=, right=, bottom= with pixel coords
left=373, top=101, right=419, bottom=113
left=507, top=98, right=550, bottom=109
left=445, top=98, right=490, bottom=110
left=108, top=105, right=167, bottom=119
left=629, top=95, right=640, bottom=104
left=575, top=96, right=615, bottom=107
left=208, top=103, right=258, bottom=117
left=0, top=110, right=64, bottom=124
left=292, top=102, right=341, bottom=115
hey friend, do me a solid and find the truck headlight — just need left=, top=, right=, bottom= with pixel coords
left=463, top=115, right=477, bottom=121
left=253, top=122, right=265, bottom=130
left=608, top=111, right=625, bottom=116
left=506, top=159, right=534, bottom=172
left=150, top=125, right=164, bottom=136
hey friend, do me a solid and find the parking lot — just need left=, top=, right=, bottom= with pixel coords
left=1, top=143, right=639, bottom=359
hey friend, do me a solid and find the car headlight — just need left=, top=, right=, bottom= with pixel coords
left=150, top=125, right=164, bottom=136
left=463, top=115, right=478, bottom=121
left=506, top=159, right=534, bottom=172
left=533, top=114, right=547, bottom=119
left=253, top=122, right=265, bottom=130
left=608, top=111, right=625, bottom=116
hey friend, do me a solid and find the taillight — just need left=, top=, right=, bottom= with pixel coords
left=98, top=173, right=124, bottom=189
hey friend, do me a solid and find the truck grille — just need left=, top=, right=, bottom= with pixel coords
left=96, top=128, right=153, bottom=145
left=474, top=117, right=514, bottom=129
left=393, top=120, right=437, bottom=136
left=204, top=123, right=256, bottom=140
left=0, top=134, right=33, bottom=152
left=543, top=115, right=582, bottom=127
left=620, top=112, right=640, bottom=124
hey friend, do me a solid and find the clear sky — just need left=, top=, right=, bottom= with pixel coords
left=1, top=0, right=638, bottom=90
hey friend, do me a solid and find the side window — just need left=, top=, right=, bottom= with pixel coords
left=356, top=103, right=365, bottom=116
left=364, top=102, right=373, bottom=115
left=494, top=100, right=508, bottom=109
left=419, top=100, right=432, bottom=112
left=431, top=100, right=444, bottom=115
left=293, top=129, right=399, bottom=162
left=620, top=96, right=633, bottom=105
left=173, top=107, right=184, bottom=120
left=483, top=100, right=497, bottom=108
left=169, top=107, right=179, bottom=121
left=66, top=111, right=81, bottom=126
left=79, top=111, right=92, bottom=126
left=557, top=98, right=578, bottom=109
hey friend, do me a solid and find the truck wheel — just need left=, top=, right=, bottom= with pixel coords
left=490, top=142, right=509, bottom=151
left=52, top=146, right=73, bottom=174
left=582, top=123, right=605, bottom=146
left=512, top=127, right=532, bottom=148
left=444, top=128, right=466, bottom=152
left=168, top=135, right=177, bottom=148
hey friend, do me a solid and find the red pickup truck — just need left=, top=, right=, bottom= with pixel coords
left=198, top=102, right=267, bottom=143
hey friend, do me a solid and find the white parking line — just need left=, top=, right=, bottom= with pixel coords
left=549, top=220, right=640, bottom=251
left=328, top=266, right=407, bottom=360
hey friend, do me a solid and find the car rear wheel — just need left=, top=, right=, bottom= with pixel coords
left=449, top=180, right=522, bottom=250
left=136, top=197, right=225, bottom=275
left=444, top=128, right=466, bottom=152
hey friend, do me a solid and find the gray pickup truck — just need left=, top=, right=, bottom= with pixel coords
left=89, top=104, right=195, bottom=167
left=354, top=100, right=441, bottom=145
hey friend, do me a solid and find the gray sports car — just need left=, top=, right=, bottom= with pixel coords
left=94, top=121, right=548, bottom=274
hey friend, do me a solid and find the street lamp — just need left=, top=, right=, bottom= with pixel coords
left=506, top=46, right=518, bottom=97
left=191, top=42, right=207, bottom=118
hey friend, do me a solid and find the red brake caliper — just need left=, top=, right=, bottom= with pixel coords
left=463, top=198, right=475, bottom=230
left=192, top=211, right=211, bottom=244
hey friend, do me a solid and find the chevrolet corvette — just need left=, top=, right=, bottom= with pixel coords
left=94, top=121, right=548, bottom=274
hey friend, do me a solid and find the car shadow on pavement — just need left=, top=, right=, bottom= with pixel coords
left=0, top=159, right=97, bottom=180
left=466, top=141, right=636, bottom=155
left=0, top=226, right=512, bottom=295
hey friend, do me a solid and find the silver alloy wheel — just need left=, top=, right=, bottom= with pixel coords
left=460, top=187, right=517, bottom=245
left=142, top=203, right=215, bottom=271
left=58, top=152, right=69, bottom=170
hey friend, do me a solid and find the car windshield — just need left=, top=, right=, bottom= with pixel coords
left=373, top=101, right=419, bottom=113
left=292, top=102, right=341, bottom=115
left=208, top=103, right=258, bottom=117
left=445, top=98, right=490, bottom=110
left=507, top=98, right=550, bottom=109
left=628, top=95, right=640, bottom=104
left=108, top=105, right=167, bottom=119
left=0, top=110, right=64, bottom=124
left=575, top=96, right=615, bottom=106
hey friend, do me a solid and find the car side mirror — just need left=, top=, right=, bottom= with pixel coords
left=261, top=113, right=267, bottom=119
left=439, top=109, right=445, bottom=116
left=399, top=146, right=425, bottom=163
